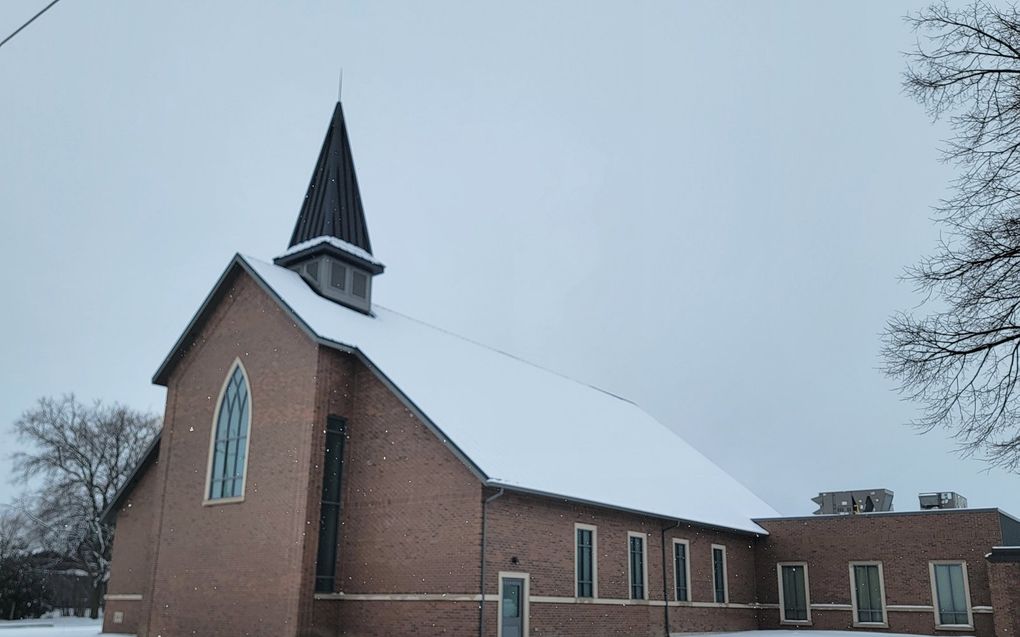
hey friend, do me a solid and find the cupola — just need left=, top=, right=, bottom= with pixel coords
left=273, top=102, right=384, bottom=313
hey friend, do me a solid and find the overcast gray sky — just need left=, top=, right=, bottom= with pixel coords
left=1, top=0, right=1009, bottom=517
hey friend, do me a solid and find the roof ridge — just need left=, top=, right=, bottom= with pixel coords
left=373, top=304, right=637, bottom=406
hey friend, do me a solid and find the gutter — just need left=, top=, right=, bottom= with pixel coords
left=661, top=520, right=680, bottom=636
left=479, top=487, right=505, bottom=637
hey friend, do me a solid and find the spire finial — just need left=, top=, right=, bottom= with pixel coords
left=338, top=69, right=343, bottom=102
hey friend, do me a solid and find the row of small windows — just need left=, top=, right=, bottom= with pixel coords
left=778, top=561, right=973, bottom=629
left=573, top=523, right=971, bottom=628
left=573, top=526, right=728, bottom=603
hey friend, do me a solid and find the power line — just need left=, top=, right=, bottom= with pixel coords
left=0, top=0, right=64, bottom=51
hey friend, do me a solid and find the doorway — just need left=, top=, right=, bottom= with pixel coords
left=498, top=572, right=529, bottom=637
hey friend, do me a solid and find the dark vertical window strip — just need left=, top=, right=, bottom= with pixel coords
left=314, top=416, right=347, bottom=593
left=713, top=548, right=726, bottom=603
left=576, top=529, right=593, bottom=597
left=674, top=543, right=688, bottom=601
left=629, top=536, right=645, bottom=599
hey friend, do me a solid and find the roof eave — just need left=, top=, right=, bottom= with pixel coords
left=489, top=481, right=768, bottom=537
left=101, top=433, right=161, bottom=525
left=152, top=255, right=251, bottom=386
left=273, top=242, right=385, bottom=275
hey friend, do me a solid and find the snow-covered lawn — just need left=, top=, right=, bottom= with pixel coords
left=704, top=633, right=923, bottom=637
left=0, top=617, right=129, bottom=637
left=0, top=622, right=918, bottom=637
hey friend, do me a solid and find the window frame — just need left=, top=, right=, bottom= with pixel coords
left=627, top=531, right=648, bottom=601
left=672, top=538, right=691, bottom=602
left=711, top=544, right=729, bottom=604
left=203, top=358, right=253, bottom=505
left=777, top=562, right=812, bottom=625
left=929, top=561, right=974, bottom=630
left=574, top=523, right=598, bottom=599
left=849, top=561, right=888, bottom=628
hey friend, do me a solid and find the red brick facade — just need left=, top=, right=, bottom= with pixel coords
left=988, top=561, right=1020, bottom=637
left=756, top=512, right=1005, bottom=637
left=103, top=266, right=1020, bottom=637
left=103, top=450, right=159, bottom=635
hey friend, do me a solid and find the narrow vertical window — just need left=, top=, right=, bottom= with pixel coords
left=931, top=562, right=971, bottom=627
left=779, top=563, right=810, bottom=623
left=314, top=416, right=347, bottom=593
left=629, top=533, right=646, bottom=600
left=712, top=545, right=728, bottom=603
left=851, top=563, right=886, bottom=625
left=576, top=525, right=595, bottom=598
left=207, top=363, right=250, bottom=500
left=673, top=540, right=689, bottom=602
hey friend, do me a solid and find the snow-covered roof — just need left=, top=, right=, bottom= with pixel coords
left=279, top=235, right=383, bottom=267
left=237, top=254, right=777, bottom=534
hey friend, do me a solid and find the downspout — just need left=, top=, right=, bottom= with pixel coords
left=661, top=520, right=681, bottom=637
left=479, top=487, right=505, bottom=637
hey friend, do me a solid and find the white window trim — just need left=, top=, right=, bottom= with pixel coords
left=627, top=531, right=649, bottom=601
left=574, top=523, right=598, bottom=599
left=849, top=561, right=889, bottom=628
left=497, top=571, right=530, bottom=637
left=672, top=539, right=692, bottom=602
left=777, top=562, right=812, bottom=625
left=202, top=358, right=253, bottom=506
left=929, top=561, right=974, bottom=631
left=711, top=544, right=729, bottom=604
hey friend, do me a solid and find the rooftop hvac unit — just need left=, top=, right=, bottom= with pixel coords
left=812, top=489, right=894, bottom=515
left=919, top=492, right=968, bottom=510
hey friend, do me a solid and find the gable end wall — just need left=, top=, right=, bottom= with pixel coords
left=142, top=270, right=321, bottom=637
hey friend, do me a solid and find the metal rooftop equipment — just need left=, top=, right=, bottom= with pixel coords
left=812, top=489, right=894, bottom=515
left=919, top=492, right=968, bottom=510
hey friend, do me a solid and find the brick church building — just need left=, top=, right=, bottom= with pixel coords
left=101, top=103, right=1020, bottom=637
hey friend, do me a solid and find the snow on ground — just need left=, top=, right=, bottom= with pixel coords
left=0, top=617, right=128, bottom=637
left=702, top=633, right=921, bottom=637
left=0, top=621, right=924, bottom=637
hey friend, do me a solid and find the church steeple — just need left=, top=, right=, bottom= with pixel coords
left=274, top=102, right=384, bottom=314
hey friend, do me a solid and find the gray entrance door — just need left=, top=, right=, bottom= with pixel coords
left=501, top=577, right=524, bottom=637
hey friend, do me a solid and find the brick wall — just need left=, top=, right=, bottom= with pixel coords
left=143, top=270, right=322, bottom=637
left=483, top=490, right=759, bottom=637
left=302, top=349, right=485, bottom=636
left=756, top=510, right=1003, bottom=637
left=988, top=560, right=1020, bottom=637
left=102, top=453, right=160, bottom=635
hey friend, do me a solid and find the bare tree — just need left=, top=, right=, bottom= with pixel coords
left=0, top=508, right=51, bottom=620
left=11, top=395, right=159, bottom=619
left=0, top=509, right=28, bottom=565
left=886, top=2, right=1020, bottom=470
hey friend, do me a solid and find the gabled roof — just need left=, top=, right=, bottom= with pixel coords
left=288, top=102, right=372, bottom=253
left=154, top=254, right=777, bottom=534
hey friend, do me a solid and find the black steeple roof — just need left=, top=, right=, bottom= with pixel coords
left=288, top=102, right=372, bottom=253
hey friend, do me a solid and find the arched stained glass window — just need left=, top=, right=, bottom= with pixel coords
left=208, top=363, right=250, bottom=500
